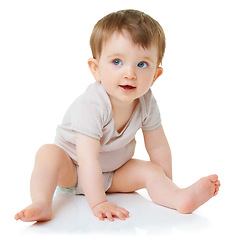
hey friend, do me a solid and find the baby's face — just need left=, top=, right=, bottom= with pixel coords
left=94, top=32, right=162, bottom=106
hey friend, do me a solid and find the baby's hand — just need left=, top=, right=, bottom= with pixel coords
left=92, top=201, right=129, bottom=222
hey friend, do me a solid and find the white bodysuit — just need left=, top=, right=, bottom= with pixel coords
left=55, top=82, right=161, bottom=194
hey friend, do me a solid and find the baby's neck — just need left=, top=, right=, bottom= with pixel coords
left=111, top=99, right=139, bottom=133
left=110, top=97, right=138, bottom=111
left=112, top=99, right=138, bottom=113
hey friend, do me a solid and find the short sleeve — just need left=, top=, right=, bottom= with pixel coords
left=141, top=92, right=161, bottom=131
left=70, top=100, right=104, bottom=140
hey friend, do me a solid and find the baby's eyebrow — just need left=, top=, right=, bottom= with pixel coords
left=142, top=57, right=154, bottom=63
left=107, top=53, right=124, bottom=59
left=107, top=54, right=155, bottom=63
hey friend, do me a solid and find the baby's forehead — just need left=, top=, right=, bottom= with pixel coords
left=105, top=30, right=152, bottom=46
left=102, top=31, right=157, bottom=55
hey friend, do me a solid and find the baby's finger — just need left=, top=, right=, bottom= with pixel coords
left=97, top=212, right=104, bottom=221
left=114, top=210, right=127, bottom=220
left=118, top=207, right=130, bottom=218
left=103, top=210, right=114, bottom=222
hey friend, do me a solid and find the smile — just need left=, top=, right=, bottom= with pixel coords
left=119, top=85, right=136, bottom=93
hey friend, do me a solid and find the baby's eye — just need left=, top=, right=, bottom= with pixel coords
left=113, top=59, right=122, bottom=66
left=138, top=62, right=148, bottom=68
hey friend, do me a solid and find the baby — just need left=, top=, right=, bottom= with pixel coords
left=15, top=9, right=220, bottom=222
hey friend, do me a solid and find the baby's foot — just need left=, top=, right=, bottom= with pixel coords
left=14, top=202, right=52, bottom=222
left=177, top=174, right=220, bottom=214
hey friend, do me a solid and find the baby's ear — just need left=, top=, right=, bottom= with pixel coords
left=151, top=67, right=163, bottom=86
left=88, top=58, right=101, bottom=82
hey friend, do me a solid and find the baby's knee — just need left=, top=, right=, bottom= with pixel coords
left=35, top=144, right=64, bottom=165
left=144, top=161, right=165, bottom=179
left=36, top=144, right=57, bottom=157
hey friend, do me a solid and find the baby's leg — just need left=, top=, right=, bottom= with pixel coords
left=108, top=159, right=220, bottom=214
left=14, top=144, right=78, bottom=222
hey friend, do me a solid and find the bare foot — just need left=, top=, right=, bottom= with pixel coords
left=177, top=174, right=220, bottom=214
left=14, top=202, right=52, bottom=222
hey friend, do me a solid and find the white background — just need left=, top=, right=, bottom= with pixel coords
left=0, top=0, right=239, bottom=239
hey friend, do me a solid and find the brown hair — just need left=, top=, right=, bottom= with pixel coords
left=90, top=9, right=166, bottom=66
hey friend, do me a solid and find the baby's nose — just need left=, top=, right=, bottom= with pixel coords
left=123, top=66, right=136, bottom=80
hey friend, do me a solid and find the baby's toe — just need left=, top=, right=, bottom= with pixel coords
left=14, top=210, right=24, bottom=220
left=209, top=174, right=218, bottom=182
left=216, top=180, right=221, bottom=187
left=14, top=213, right=20, bottom=220
left=214, top=186, right=220, bottom=195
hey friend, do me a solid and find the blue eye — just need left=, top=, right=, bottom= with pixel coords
left=138, top=62, right=148, bottom=68
left=113, top=59, right=122, bottom=66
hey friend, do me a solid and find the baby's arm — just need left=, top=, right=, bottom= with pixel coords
left=143, top=125, right=172, bottom=180
left=76, top=133, right=129, bottom=221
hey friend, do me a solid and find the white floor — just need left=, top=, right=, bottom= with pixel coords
left=4, top=182, right=239, bottom=240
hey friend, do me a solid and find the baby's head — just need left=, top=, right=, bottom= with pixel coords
left=90, top=9, right=166, bottom=66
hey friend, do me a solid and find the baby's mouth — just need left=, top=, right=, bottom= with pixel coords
left=119, top=84, right=136, bottom=93
left=119, top=85, right=136, bottom=90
